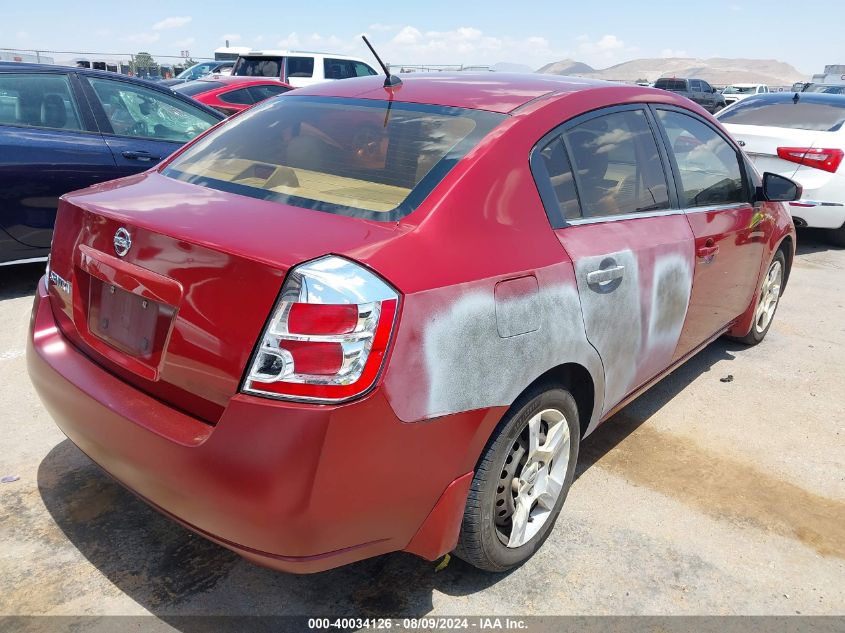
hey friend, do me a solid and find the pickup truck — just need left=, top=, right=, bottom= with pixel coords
left=653, top=77, right=727, bottom=113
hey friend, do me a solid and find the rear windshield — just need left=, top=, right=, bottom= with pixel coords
left=232, top=56, right=282, bottom=78
left=723, top=85, right=757, bottom=94
left=717, top=97, right=845, bottom=131
left=174, top=80, right=225, bottom=96
left=655, top=79, right=687, bottom=91
left=162, top=96, right=505, bottom=222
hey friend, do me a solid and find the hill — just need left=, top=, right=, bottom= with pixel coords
left=536, top=59, right=596, bottom=75
left=537, top=57, right=807, bottom=86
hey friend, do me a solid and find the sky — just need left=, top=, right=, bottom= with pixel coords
left=1, top=0, right=841, bottom=74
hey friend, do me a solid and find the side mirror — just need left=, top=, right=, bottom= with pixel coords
left=760, top=172, right=802, bottom=202
left=712, top=87, right=718, bottom=93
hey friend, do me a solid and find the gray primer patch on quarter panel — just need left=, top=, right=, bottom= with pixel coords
left=423, top=283, right=595, bottom=419
left=495, top=276, right=539, bottom=338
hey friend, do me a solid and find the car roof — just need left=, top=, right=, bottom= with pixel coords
left=742, top=92, right=845, bottom=106
left=0, top=62, right=225, bottom=119
left=731, top=83, right=764, bottom=87
left=0, top=61, right=159, bottom=86
left=241, top=50, right=368, bottom=62
left=288, top=73, right=615, bottom=114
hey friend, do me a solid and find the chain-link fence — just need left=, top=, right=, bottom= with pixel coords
left=0, top=47, right=220, bottom=80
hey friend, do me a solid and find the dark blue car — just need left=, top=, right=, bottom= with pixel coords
left=0, top=63, right=224, bottom=266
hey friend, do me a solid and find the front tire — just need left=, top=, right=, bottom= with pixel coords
left=455, top=384, right=580, bottom=572
left=734, top=249, right=786, bottom=345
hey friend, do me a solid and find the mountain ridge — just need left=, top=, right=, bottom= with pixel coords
left=537, top=57, right=807, bottom=85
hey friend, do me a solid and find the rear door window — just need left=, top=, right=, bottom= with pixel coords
left=535, top=137, right=581, bottom=220
left=657, top=109, right=745, bottom=207
left=717, top=97, right=845, bottom=131
left=324, top=59, right=354, bottom=80
left=0, top=72, right=84, bottom=131
left=559, top=108, right=670, bottom=219
left=286, top=57, right=314, bottom=78
left=353, top=62, right=377, bottom=77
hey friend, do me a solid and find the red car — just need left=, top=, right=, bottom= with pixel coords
left=28, top=74, right=798, bottom=573
left=173, top=76, right=293, bottom=116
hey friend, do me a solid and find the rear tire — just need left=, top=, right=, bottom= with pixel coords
left=825, top=224, right=845, bottom=247
left=455, top=384, right=580, bottom=572
left=734, top=249, right=786, bottom=346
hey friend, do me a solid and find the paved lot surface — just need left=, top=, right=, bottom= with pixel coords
left=1, top=231, right=843, bottom=622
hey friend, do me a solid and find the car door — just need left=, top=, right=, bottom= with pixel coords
left=0, top=70, right=114, bottom=249
left=78, top=75, right=220, bottom=176
left=531, top=105, right=696, bottom=414
left=700, top=81, right=716, bottom=111
left=651, top=106, right=768, bottom=361
left=688, top=80, right=705, bottom=108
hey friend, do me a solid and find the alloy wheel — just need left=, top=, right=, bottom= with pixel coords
left=494, top=408, right=571, bottom=548
left=754, top=259, right=782, bottom=334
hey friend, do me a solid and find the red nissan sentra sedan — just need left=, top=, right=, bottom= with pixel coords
left=27, top=73, right=798, bottom=573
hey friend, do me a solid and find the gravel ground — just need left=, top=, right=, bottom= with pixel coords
left=0, top=231, right=843, bottom=625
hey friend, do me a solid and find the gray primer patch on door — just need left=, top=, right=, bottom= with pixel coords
left=573, top=249, right=642, bottom=411
left=648, top=253, right=693, bottom=350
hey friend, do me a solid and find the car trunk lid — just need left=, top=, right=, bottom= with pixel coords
left=47, top=171, right=402, bottom=423
left=725, top=123, right=820, bottom=178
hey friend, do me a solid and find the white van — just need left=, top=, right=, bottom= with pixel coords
left=230, top=50, right=379, bottom=87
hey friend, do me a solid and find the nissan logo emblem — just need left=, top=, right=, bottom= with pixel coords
left=114, top=228, right=132, bottom=257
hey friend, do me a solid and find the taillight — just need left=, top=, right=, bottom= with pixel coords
left=243, top=255, right=399, bottom=402
left=777, top=147, right=843, bottom=173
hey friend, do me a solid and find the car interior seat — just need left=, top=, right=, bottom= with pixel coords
left=41, top=94, right=68, bottom=129
left=566, top=128, right=618, bottom=217
left=15, top=92, right=41, bottom=126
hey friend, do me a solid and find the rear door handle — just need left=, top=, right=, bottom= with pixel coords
left=586, top=265, right=625, bottom=285
left=122, top=150, right=161, bottom=162
left=697, top=244, right=720, bottom=260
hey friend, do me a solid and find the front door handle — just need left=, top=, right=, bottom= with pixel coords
left=586, top=265, right=625, bottom=285
left=122, top=150, right=161, bottom=162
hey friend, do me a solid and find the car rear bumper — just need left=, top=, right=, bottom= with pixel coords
left=28, top=281, right=490, bottom=572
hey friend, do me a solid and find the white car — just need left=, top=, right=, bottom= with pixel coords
left=230, top=50, right=379, bottom=88
left=721, top=83, right=769, bottom=107
left=717, top=92, right=845, bottom=245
